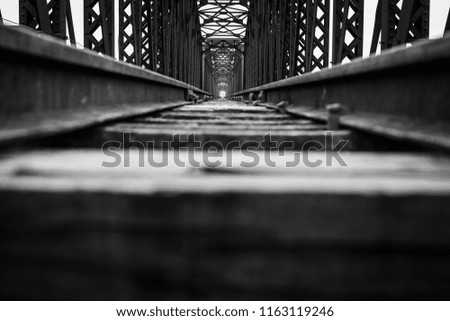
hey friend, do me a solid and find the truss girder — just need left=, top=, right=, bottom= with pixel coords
left=371, top=0, right=429, bottom=53
left=19, top=0, right=76, bottom=43
left=118, top=0, right=202, bottom=88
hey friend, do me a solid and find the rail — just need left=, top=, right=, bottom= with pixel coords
left=0, top=25, right=212, bottom=147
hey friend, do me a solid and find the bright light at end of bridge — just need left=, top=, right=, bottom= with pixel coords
left=219, top=91, right=226, bottom=98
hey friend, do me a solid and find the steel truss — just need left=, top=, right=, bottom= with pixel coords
left=244, top=0, right=329, bottom=88
left=84, top=0, right=114, bottom=56
left=333, top=0, right=364, bottom=65
left=371, top=0, right=429, bottom=53
left=118, top=0, right=202, bottom=88
left=19, top=0, right=76, bottom=43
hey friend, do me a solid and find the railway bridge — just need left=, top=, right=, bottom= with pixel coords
left=0, top=0, right=450, bottom=300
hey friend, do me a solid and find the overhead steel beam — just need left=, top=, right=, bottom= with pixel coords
left=445, top=7, right=450, bottom=33
left=84, top=0, right=114, bottom=56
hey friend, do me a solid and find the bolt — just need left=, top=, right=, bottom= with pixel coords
left=326, top=103, right=345, bottom=130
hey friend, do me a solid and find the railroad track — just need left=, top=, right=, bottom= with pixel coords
left=1, top=98, right=450, bottom=300
left=1, top=25, right=450, bottom=300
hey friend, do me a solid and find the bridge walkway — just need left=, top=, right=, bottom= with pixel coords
left=1, top=99, right=449, bottom=300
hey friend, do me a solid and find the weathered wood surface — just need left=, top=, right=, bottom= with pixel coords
left=1, top=148, right=450, bottom=300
